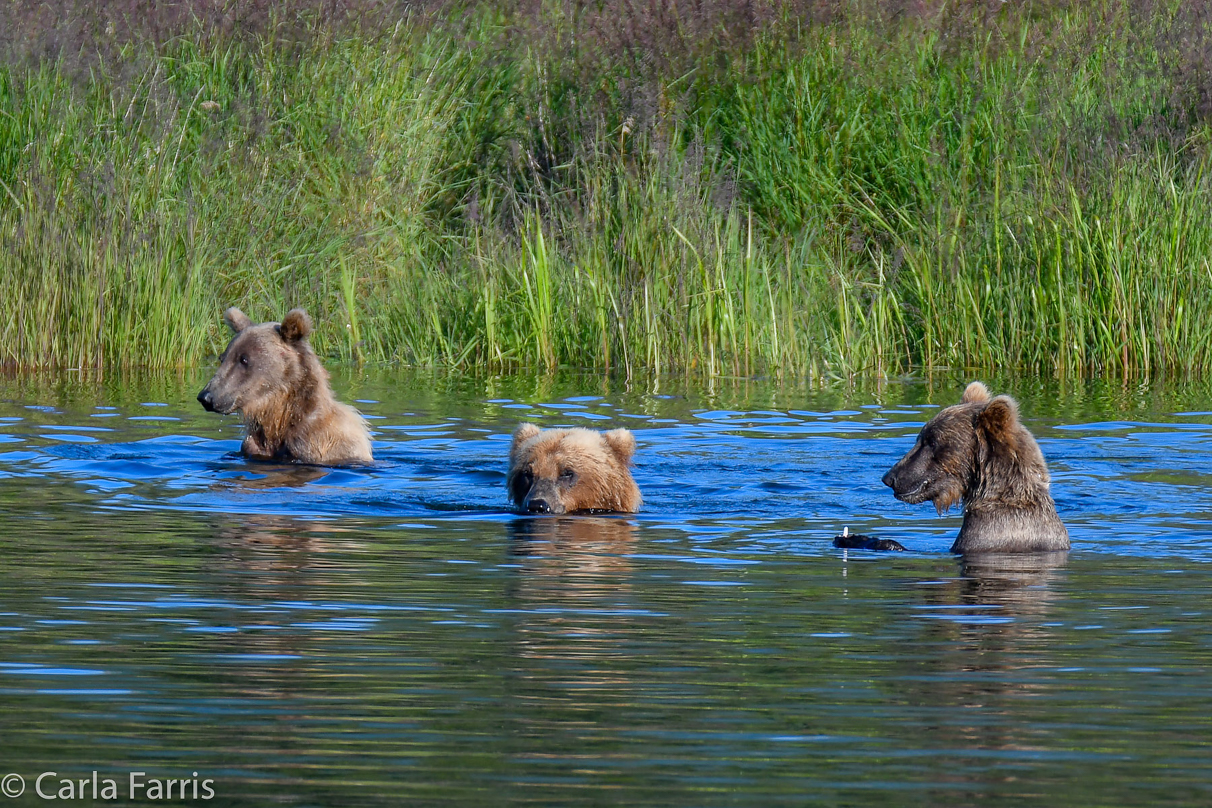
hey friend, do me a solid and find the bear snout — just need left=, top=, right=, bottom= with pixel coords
left=882, top=462, right=930, bottom=503
left=197, top=389, right=216, bottom=412
left=526, top=497, right=552, bottom=514
left=525, top=496, right=567, bottom=515
left=521, top=479, right=567, bottom=515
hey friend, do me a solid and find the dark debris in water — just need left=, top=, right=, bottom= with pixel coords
left=832, top=533, right=907, bottom=552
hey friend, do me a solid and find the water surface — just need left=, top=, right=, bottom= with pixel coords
left=1, top=369, right=1210, bottom=806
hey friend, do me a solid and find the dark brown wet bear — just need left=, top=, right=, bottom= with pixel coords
left=197, top=307, right=372, bottom=466
left=882, top=381, right=1068, bottom=554
left=507, top=424, right=641, bottom=514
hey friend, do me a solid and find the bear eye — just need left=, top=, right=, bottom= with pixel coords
left=559, top=468, right=577, bottom=483
left=239, top=354, right=249, bottom=366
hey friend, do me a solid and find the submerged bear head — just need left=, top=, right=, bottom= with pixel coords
left=881, top=381, right=1051, bottom=514
left=197, top=307, right=319, bottom=419
left=507, top=424, right=642, bottom=515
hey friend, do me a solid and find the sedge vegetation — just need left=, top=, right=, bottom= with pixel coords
left=1, top=1, right=1211, bottom=378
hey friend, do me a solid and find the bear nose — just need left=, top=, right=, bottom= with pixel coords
left=881, top=469, right=896, bottom=488
left=526, top=498, right=551, bottom=514
left=197, top=389, right=215, bottom=412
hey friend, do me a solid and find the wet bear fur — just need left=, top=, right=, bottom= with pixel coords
left=508, top=424, right=641, bottom=514
left=882, top=381, right=1068, bottom=554
left=197, top=307, right=372, bottom=466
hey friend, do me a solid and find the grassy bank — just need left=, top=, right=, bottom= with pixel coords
left=2, top=1, right=1212, bottom=377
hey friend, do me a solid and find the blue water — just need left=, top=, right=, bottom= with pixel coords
left=0, top=369, right=1210, bottom=806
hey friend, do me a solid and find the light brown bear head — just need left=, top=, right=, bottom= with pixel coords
left=507, top=424, right=642, bottom=514
left=197, top=306, right=371, bottom=466
left=881, top=381, right=1052, bottom=514
left=197, top=307, right=320, bottom=420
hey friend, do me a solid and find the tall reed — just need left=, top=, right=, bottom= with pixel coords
left=1, top=1, right=1210, bottom=378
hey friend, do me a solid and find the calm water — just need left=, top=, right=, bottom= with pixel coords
left=1, top=369, right=1211, bottom=806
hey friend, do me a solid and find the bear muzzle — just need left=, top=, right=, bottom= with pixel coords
left=197, top=387, right=237, bottom=415
left=522, top=480, right=567, bottom=515
left=526, top=497, right=553, bottom=514
left=882, top=464, right=931, bottom=504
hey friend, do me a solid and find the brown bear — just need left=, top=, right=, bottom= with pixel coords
left=881, top=381, right=1068, bottom=554
left=197, top=307, right=372, bottom=466
left=507, top=424, right=641, bottom=514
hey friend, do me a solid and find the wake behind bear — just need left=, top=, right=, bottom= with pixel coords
left=508, top=424, right=641, bottom=514
left=882, top=381, right=1069, bottom=554
left=197, top=307, right=373, bottom=466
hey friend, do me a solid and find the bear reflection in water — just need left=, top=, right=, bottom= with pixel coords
left=215, top=464, right=330, bottom=490
left=904, top=551, right=1070, bottom=765
left=505, top=517, right=643, bottom=694
left=202, top=515, right=364, bottom=702
left=958, top=551, right=1070, bottom=616
left=212, top=513, right=351, bottom=573
left=507, top=516, right=638, bottom=591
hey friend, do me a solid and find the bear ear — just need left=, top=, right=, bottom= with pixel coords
left=962, top=381, right=991, bottom=404
left=977, top=395, right=1021, bottom=447
left=279, top=309, right=312, bottom=342
left=602, top=428, right=637, bottom=464
left=510, top=423, right=541, bottom=456
left=224, top=307, right=252, bottom=333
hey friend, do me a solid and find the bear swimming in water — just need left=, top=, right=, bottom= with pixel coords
left=197, top=307, right=372, bottom=466
left=507, top=424, right=641, bottom=514
left=882, top=381, right=1068, bottom=554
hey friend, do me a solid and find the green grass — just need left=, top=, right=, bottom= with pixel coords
left=1, top=3, right=1212, bottom=377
